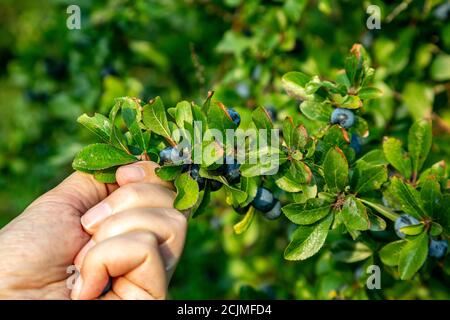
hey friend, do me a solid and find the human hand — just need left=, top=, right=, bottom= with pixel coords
left=71, top=161, right=187, bottom=300
left=0, top=161, right=187, bottom=300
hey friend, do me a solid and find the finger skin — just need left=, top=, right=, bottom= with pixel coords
left=74, top=208, right=187, bottom=275
left=30, top=171, right=117, bottom=217
left=81, top=183, right=176, bottom=233
left=116, top=161, right=174, bottom=190
left=72, top=231, right=167, bottom=300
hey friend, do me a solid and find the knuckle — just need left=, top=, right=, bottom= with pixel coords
left=120, top=183, right=145, bottom=202
left=162, top=208, right=188, bottom=235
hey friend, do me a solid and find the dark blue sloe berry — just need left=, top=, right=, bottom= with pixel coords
left=160, top=146, right=191, bottom=166
left=159, top=146, right=174, bottom=165
left=263, top=200, right=282, bottom=220
left=331, top=108, right=355, bottom=128
left=223, top=156, right=240, bottom=184
left=189, top=164, right=206, bottom=190
left=233, top=205, right=250, bottom=215
left=394, top=214, right=420, bottom=239
left=227, top=108, right=241, bottom=126
left=429, top=239, right=448, bottom=259
left=350, top=134, right=362, bottom=154
left=209, top=179, right=223, bottom=191
left=252, top=187, right=276, bottom=213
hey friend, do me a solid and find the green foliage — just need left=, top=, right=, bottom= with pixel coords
left=1, top=0, right=449, bottom=299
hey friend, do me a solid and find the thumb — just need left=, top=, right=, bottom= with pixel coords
left=29, top=171, right=118, bottom=216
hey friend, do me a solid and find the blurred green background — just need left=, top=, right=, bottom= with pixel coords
left=0, top=0, right=449, bottom=299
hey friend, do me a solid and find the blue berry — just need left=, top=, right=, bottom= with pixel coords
left=263, top=200, right=282, bottom=220
left=394, top=214, right=420, bottom=239
left=160, top=146, right=191, bottom=165
left=224, top=157, right=241, bottom=184
left=350, top=134, right=362, bottom=154
left=159, top=146, right=174, bottom=165
left=252, top=187, right=276, bottom=213
left=331, top=108, right=355, bottom=128
left=429, top=239, right=448, bottom=259
left=227, top=108, right=241, bottom=126
left=189, top=164, right=206, bottom=190
left=233, top=205, right=250, bottom=215
left=209, top=179, right=223, bottom=191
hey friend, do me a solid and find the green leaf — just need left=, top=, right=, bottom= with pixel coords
left=155, top=165, right=183, bottom=181
left=72, top=143, right=137, bottom=171
left=341, top=95, right=362, bottom=109
left=352, top=116, right=369, bottom=138
left=224, top=184, right=247, bottom=207
left=252, top=107, right=273, bottom=130
left=282, top=117, right=295, bottom=149
left=352, top=161, right=388, bottom=194
left=240, top=176, right=258, bottom=207
left=359, top=198, right=399, bottom=221
left=332, top=241, right=373, bottom=263
left=275, top=174, right=304, bottom=192
left=382, top=137, right=411, bottom=179
left=358, top=87, right=383, bottom=100
left=202, top=90, right=214, bottom=114
left=408, top=119, right=432, bottom=176
left=358, top=149, right=388, bottom=166
left=109, top=100, right=130, bottom=153
left=142, top=97, right=172, bottom=140
left=121, top=98, right=147, bottom=151
left=398, top=232, right=429, bottom=280
left=390, top=177, right=427, bottom=218
left=207, top=101, right=237, bottom=135
left=323, top=147, right=348, bottom=192
left=430, top=222, right=443, bottom=236
left=292, top=125, right=309, bottom=150
left=282, top=198, right=331, bottom=225
left=420, top=178, right=441, bottom=217
left=293, top=161, right=313, bottom=183
left=192, top=187, right=211, bottom=219
left=233, top=207, right=255, bottom=235
left=284, top=213, right=333, bottom=261
left=340, top=195, right=370, bottom=231
left=379, top=240, right=407, bottom=267
left=77, top=113, right=112, bottom=143
left=300, top=100, right=333, bottom=122
left=281, top=71, right=311, bottom=99
left=292, top=184, right=318, bottom=203
left=173, top=172, right=200, bottom=211
left=94, top=167, right=118, bottom=184
left=368, top=213, right=387, bottom=231
left=175, top=101, right=193, bottom=128
left=430, top=54, right=450, bottom=81
left=399, top=223, right=424, bottom=236
left=240, top=150, right=284, bottom=177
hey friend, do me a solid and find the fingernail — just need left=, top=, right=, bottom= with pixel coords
left=119, top=165, right=146, bottom=182
left=81, top=202, right=112, bottom=230
left=74, top=239, right=95, bottom=267
left=71, top=275, right=83, bottom=300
